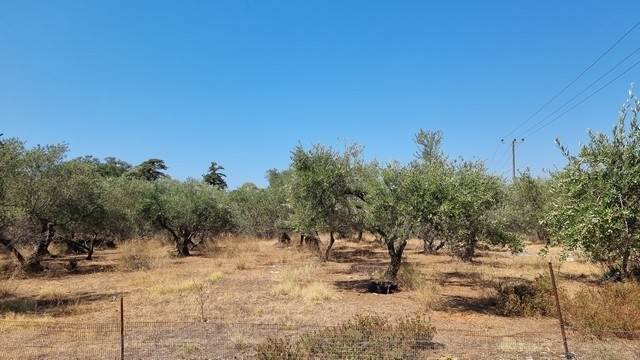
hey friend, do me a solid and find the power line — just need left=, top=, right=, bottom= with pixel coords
left=519, top=46, right=640, bottom=138
left=502, top=20, right=640, bottom=139
left=524, top=57, right=640, bottom=138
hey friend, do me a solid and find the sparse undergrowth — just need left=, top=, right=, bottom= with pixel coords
left=116, top=240, right=171, bottom=271
left=255, top=314, right=436, bottom=360
left=565, top=281, right=640, bottom=339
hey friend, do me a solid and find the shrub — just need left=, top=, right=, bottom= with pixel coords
left=493, top=275, right=556, bottom=317
left=116, top=240, right=170, bottom=271
left=255, top=314, right=436, bottom=360
left=566, top=282, right=640, bottom=339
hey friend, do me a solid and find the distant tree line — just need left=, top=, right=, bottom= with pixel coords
left=1, top=91, right=639, bottom=282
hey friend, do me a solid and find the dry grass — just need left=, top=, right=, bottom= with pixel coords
left=1, top=234, right=638, bottom=358
left=207, top=271, right=224, bottom=282
left=565, top=281, right=640, bottom=339
left=0, top=277, right=18, bottom=300
left=271, top=263, right=338, bottom=303
left=255, top=313, right=436, bottom=359
left=116, top=239, right=171, bottom=271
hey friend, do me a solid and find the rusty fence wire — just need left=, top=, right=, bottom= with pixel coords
left=1, top=320, right=639, bottom=359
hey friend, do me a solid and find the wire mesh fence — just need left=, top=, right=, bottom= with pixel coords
left=1, top=320, right=639, bottom=359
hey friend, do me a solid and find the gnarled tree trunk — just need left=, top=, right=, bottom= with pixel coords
left=323, top=232, right=335, bottom=261
left=278, top=232, right=291, bottom=246
left=460, top=233, right=477, bottom=262
left=34, top=221, right=55, bottom=258
left=383, top=236, right=407, bottom=283
left=86, top=235, right=97, bottom=260
left=176, top=229, right=193, bottom=257
left=23, top=221, right=55, bottom=272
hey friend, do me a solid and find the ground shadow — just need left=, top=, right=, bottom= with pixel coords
left=25, top=256, right=118, bottom=279
left=558, top=272, right=602, bottom=286
left=329, top=247, right=385, bottom=264
left=333, top=279, right=374, bottom=293
left=440, top=295, right=499, bottom=315
left=0, top=292, right=121, bottom=315
left=339, top=263, right=387, bottom=276
left=437, top=271, right=486, bottom=288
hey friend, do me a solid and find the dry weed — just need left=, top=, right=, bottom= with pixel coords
left=116, top=240, right=171, bottom=271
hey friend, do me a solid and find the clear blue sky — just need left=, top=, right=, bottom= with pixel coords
left=1, top=1, right=639, bottom=188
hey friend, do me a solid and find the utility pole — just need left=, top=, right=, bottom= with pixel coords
left=501, top=138, right=524, bottom=182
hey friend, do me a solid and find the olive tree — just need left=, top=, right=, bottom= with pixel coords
left=141, top=179, right=233, bottom=256
left=288, top=144, right=365, bottom=260
left=545, top=93, right=640, bottom=279
left=0, top=138, right=26, bottom=263
left=504, top=169, right=550, bottom=243
left=411, top=129, right=455, bottom=254
left=266, top=168, right=294, bottom=238
left=7, top=143, right=69, bottom=270
left=364, top=163, right=425, bottom=282
left=51, top=160, right=111, bottom=260
left=445, top=161, right=520, bottom=262
left=229, top=182, right=280, bottom=237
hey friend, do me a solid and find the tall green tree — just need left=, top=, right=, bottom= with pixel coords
left=288, top=144, right=365, bottom=260
left=129, top=158, right=168, bottom=181
left=545, top=93, right=640, bottom=279
left=203, top=162, right=228, bottom=189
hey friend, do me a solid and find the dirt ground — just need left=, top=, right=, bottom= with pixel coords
left=0, top=235, right=637, bottom=359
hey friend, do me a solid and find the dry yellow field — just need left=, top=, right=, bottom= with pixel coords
left=0, top=235, right=637, bottom=359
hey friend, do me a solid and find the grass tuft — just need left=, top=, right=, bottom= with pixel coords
left=271, top=264, right=338, bottom=303
left=116, top=240, right=171, bottom=271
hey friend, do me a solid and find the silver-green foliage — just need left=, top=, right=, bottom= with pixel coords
left=545, top=93, right=640, bottom=279
left=140, top=179, right=233, bottom=256
left=444, top=161, right=520, bottom=261
left=288, top=144, right=366, bottom=259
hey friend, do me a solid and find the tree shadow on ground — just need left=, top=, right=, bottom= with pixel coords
left=338, top=263, right=387, bottom=276
left=437, top=271, right=486, bottom=288
left=23, top=256, right=118, bottom=279
left=329, top=247, right=386, bottom=264
left=0, top=292, right=121, bottom=315
left=333, top=279, right=374, bottom=293
left=439, top=295, right=499, bottom=315
left=558, top=272, right=602, bottom=286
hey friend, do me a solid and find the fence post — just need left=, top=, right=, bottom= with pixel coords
left=548, top=262, right=573, bottom=359
left=120, top=296, right=125, bottom=360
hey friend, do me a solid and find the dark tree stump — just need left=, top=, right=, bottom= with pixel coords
left=367, top=280, right=398, bottom=294
left=278, top=232, right=292, bottom=246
